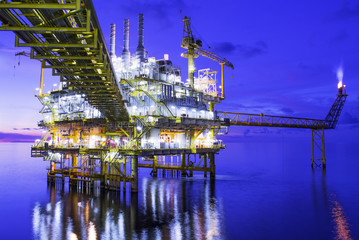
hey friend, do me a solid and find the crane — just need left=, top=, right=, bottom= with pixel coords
left=181, top=16, right=234, bottom=99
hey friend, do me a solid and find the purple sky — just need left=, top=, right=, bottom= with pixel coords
left=0, top=0, right=358, bottom=142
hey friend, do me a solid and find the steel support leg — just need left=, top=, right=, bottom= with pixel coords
left=311, top=128, right=326, bottom=168
left=153, top=155, right=158, bottom=177
left=72, top=155, right=78, bottom=172
left=203, top=154, right=207, bottom=177
left=189, top=154, right=193, bottom=177
left=100, top=160, right=105, bottom=188
left=181, top=153, right=186, bottom=177
left=131, top=156, right=138, bottom=193
left=209, top=153, right=215, bottom=179
left=123, top=160, right=126, bottom=190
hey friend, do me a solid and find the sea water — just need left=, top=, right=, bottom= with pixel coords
left=0, top=140, right=357, bottom=239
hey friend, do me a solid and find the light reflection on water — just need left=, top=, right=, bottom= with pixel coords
left=1, top=142, right=358, bottom=239
left=330, top=194, right=352, bottom=240
left=32, top=178, right=223, bottom=240
left=312, top=169, right=352, bottom=240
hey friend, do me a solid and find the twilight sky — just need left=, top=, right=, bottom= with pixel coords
left=0, top=0, right=358, bottom=142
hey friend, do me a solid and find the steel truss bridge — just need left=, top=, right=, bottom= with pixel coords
left=0, top=0, right=348, bottom=168
left=217, top=91, right=347, bottom=167
left=0, top=0, right=128, bottom=121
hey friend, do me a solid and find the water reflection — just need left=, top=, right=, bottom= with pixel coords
left=312, top=169, right=352, bottom=240
left=32, top=178, right=223, bottom=240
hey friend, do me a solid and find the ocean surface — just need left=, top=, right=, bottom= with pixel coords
left=0, top=140, right=358, bottom=240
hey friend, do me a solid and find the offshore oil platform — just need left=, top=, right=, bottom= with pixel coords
left=0, top=0, right=347, bottom=193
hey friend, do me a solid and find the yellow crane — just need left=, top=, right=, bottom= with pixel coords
left=181, top=16, right=234, bottom=99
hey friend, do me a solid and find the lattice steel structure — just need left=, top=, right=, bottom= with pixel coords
left=0, top=1, right=348, bottom=195
left=0, top=1, right=229, bottom=193
left=217, top=87, right=348, bottom=167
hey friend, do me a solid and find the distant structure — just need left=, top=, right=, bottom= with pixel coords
left=135, top=13, right=146, bottom=62
left=29, top=11, right=233, bottom=193
left=110, top=23, right=116, bottom=58
left=0, top=1, right=347, bottom=193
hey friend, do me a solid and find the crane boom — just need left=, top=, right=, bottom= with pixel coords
left=197, top=48, right=234, bottom=69
left=181, top=16, right=234, bottom=99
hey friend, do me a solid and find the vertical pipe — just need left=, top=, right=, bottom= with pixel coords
left=189, top=154, right=193, bottom=177
left=72, top=155, right=78, bottom=173
left=321, top=128, right=326, bottom=168
left=104, top=163, right=108, bottom=189
left=123, top=159, right=127, bottom=190
left=131, top=156, right=138, bottom=193
left=209, top=103, right=215, bottom=136
left=109, top=163, right=113, bottom=190
left=39, top=61, right=44, bottom=97
left=209, top=152, right=215, bottom=179
left=311, top=130, right=314, bottom=168
left=101, top=160, right=105, bottom=188
left=188, top=48, right=195, bottom=88
left=220, top=63, right=225, bottom=99
left=153, top=155, right=158, bottom=177
left=121, top=19, right=130, bottom=66
left=204, top=154, right=207, bottom=177
left=136, top=13, right=145, bottom=62
left=110, top=24, right=116, bottom=58
left=115, top=163, right=119, bottom=190
left=181, top=153, right=186, bottom=177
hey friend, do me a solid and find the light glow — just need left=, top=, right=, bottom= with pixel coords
left=338, top=81, right=343, bottom=89
left=337, top=67, right=343, bottom=89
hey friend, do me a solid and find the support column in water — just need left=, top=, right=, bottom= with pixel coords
left=181, top=153, right=186, bottom=177
left=72, top=155, right=78, bottom=172
left=131, top=155, right=138, bottom=192
left=209, top=152, right=215, bottom=179
left=100, top=160, right=106, bottom=188
left=153, top=155, right=158, bottom=177
left=123, top=159, right=127, bottom=190
left=203, top=154, right=207, bottom=177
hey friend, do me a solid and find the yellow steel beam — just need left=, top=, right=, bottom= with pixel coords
left=0, top=2, right=80, bottom=10
left=118, top=128, right=130, bottom=138
left=32, top=55, right=99, bottom=60
left=0, top=26, right=88, bottom=32
left=61, top=79, right=111, bottom=83
left=220, top=62, right=225, bottom=99
left=53, top=73, right=108, bottom=77
left=16, top=42, right=96, bottom=48
left=15, top=29, right=98, bottom=48
left=193, top=127, right=205, bottom=140
left=68, top=85, right=111, bottom=89
left=35, top=9, right=81, bottom=27
left=43, top=65, right=103, bottom=69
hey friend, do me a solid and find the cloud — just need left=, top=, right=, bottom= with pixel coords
left=329, top=1, right=359, bottom=20
left=213, top=41, right=268, bottom=58
left=222, top=102, right=265, bottom=110
left=13, top=127, right=40, bottom=131
left=116, top=0, right=187, bottom=28
left=218, top=126, right=308, bottom=143
left=281, top=107, right=294, bottom=115
left=330, top=29, right=348, bottom=43
left=341, top=112, right=359, bottom=124
left=0, top=48, right=18, bottom=53
left=0, top=132, right=40, bottom=142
